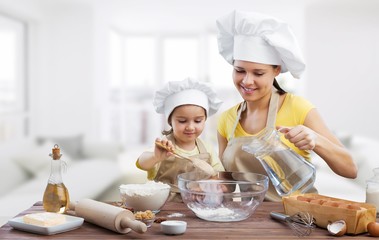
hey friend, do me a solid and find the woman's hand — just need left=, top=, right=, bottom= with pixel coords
left=277, top=126, right=317, bottom=151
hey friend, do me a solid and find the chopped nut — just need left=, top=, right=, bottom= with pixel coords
left=134, top=210, right=155, bottom=220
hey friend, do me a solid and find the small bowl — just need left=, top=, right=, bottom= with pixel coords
left=161, top=220, right=187, bottom=235
left=137, top=218, right=155, bottom=228
left=178, top=171, right=268, bottom=222
left=119, top=181, right=171, bottom=212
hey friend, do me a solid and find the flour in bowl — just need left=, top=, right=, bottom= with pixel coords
left=120, top=181, right=170, bottom=196
left=119, top=181, right=171, bottom=212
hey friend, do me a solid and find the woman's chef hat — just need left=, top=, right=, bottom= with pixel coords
left=153, top=78, right=223, bottom=123
left=216, top=10, right=306, bottom=78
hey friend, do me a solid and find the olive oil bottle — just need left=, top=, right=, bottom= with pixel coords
left=43, top=144, right=70, bottom=213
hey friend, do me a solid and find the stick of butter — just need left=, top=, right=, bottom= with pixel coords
left=23, top=212, right=66, bottom=227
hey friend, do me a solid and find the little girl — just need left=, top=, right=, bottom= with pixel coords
left=136, top=78, right=225, bottom=201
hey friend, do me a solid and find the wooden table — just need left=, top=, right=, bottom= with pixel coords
left=0, top=201, right=372, bottom=239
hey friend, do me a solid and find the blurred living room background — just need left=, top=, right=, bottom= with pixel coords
left=1, top=0, right=379, bottom=224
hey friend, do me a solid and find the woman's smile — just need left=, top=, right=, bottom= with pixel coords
left=240, top=84, right=256, bottom=94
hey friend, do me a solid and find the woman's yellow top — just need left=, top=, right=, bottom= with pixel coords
left=217, top=93, right=315, bottom=160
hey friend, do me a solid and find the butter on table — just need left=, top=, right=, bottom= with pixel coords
left=23, top=212, right=66, bottom=227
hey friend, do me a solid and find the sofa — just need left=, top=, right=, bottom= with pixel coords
left=0, top=135, right=135, bottom=226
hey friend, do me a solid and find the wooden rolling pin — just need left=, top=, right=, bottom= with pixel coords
left=69, top=199, right=147, bottom=234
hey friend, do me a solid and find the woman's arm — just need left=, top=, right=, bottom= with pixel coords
left=279, top=108, right=357, bottom=178
left=217, top=132, right=228, bottom=160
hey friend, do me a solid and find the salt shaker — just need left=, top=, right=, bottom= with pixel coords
left=366, top=167, right=379, bottom=216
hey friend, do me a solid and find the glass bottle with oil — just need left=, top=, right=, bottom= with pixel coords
left=43, top=144, right=70, bottom=213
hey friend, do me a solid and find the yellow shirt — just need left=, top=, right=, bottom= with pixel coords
left=136, top=138, right=225, bottom=180
left=217, top=93, right=315, bottom=160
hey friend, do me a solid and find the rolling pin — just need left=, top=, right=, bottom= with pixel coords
left=69, top=199, right=147, bottom=234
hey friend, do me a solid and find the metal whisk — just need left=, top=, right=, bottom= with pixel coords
left=270, top=211, right=316, bottom=237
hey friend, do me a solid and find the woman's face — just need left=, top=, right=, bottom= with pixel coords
left=232, top=60, right=281, bottom=101
left=170, top=105, right=206, bottom=145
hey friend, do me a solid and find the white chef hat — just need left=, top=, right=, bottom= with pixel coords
left=153, top=78, right=223, bottom=123
left=216, top=10, right=306, bottom=79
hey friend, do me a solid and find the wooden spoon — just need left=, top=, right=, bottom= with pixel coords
left=155, top=140, right=216, bottom=176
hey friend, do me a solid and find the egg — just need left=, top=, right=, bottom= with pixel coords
left=367, top=222, right=379, bottom=237
left=309, top=199, right=326, bottom=205
left=322, top=201, right=340, bottom=208
left=327, top=220, right=347, bottom=237
left=296, top=196, right=313, bottom=202
left=338, top=203, right=361, bottom=210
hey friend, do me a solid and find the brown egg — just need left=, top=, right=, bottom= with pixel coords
left=338, top=203, right=361, bottom=210
left=367, top=222, right=379, bottom=237
left=309, top=199, right=326, bottom=205
left=322, top=201, right=340, bottom=207
left=296, top=196, right=312, bottom=202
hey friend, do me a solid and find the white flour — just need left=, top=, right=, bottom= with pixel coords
left=119, top=181, right=170, bottom=211
left=120, top=181, right=170, bottom=196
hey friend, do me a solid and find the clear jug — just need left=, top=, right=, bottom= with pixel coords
left=242, top=128, right=316, bottom=197
left=366, top=168, right=379, bottom=217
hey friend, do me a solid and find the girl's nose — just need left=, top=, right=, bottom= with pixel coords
left=185, top=124, right=194, bottom=131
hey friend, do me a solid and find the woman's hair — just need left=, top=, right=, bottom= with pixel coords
left=273, top=78, right=286, bottom=95
left=272, top=65, right=286, bottom=95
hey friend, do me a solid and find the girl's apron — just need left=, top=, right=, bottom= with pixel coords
left=221, top=91, right=283, bottom=202
left=155, top=134, right=212, bottom=202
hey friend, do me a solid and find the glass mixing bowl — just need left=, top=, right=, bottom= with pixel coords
left=178, top=171, right=268, bottom=222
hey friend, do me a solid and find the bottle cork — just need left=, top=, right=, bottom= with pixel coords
left=51, top=144, right=62, bottom=160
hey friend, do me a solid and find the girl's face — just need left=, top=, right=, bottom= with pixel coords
left=170, top=105, right=206, bottom=146
left=232, top=60, right=281, bottom=101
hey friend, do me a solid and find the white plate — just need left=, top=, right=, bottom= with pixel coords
left=8, top=214, right=84, bottom=235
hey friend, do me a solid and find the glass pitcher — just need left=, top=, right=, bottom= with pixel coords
left=242, top=128, right=316, bottom=197
left=366, top=168, right=379, bottom=216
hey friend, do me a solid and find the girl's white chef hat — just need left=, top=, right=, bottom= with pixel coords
left=216, top=10, right=306, bottom=79
left=153, top=78, right=223, bottom=123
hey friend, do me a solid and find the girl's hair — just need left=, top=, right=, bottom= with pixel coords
left=161, top=105, right=208, bottom=136
left=162, top=128, right=173, bottom=135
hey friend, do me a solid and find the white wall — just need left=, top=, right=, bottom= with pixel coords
left=305, top=0, right=379, bottom=139
left=0, top=0, right=378, bottom=142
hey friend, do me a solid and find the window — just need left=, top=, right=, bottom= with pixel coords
left=108, top=31, right=241, bottom=146
left=0, top=14, right=27, bottom=143
left=163, top=37, right=199, bottom=82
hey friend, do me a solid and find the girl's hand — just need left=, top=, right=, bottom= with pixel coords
left=154, top=138, right=175, bottom=161
left=277, top=126, right=317, bottom=151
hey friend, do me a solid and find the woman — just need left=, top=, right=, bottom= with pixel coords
left=216, top=10, right=357, bottom=201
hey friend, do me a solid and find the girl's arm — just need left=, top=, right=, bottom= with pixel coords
left=279, top=108, right=357, bottom=179
left=137, top=138, right=174, bottom=170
